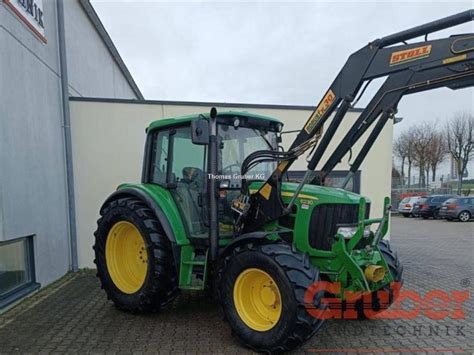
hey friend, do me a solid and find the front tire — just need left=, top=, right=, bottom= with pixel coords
left=217, top=242, right=324, bottom=353
left=94, top=197, right=179, bottom=312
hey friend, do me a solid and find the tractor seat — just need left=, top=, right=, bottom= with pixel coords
left=177, top=167, right=205, bottom=235
left=182, top=167, right=204, bottom=189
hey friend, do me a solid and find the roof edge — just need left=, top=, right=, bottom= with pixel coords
left=69, top=96, right=365, bottom=112
left=78, top=0, right=144, bottom=100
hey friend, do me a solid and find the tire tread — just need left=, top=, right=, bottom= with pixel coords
left=94, top=197, right=179, bottom=313
left=216, top=242, right=324, bottom=353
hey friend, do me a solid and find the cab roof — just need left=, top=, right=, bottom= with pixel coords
left=147, top=111, right=282, bottom=131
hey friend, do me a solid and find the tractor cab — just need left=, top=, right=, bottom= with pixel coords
left=143, top=112, right=282, bottom=239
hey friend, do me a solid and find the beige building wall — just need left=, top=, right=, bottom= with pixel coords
left=70, top=99, right=393, bottom=268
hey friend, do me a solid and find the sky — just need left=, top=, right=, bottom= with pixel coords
left=91, top=0, right=473, bottom=178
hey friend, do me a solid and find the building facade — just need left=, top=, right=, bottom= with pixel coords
left=0, top=0, right=141, bottom=308
left=68, top=98, right=394, bottom=269
left=0, top=0, right=395, bottom=310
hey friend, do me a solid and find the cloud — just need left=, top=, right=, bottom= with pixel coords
left=91, top=0, right=473, bottom=129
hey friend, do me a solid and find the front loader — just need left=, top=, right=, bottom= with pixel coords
left=94, top=10, right=474, bottom=352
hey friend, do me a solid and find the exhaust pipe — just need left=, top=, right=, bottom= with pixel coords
left=208, top=107, right=219, bottom=261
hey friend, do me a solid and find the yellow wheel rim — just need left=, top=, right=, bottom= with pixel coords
left=105, top=221, right=148, bottom=294
left=233, top=268, right=282, bottom=331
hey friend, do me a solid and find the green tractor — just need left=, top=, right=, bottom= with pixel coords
left=94, top=11, right=473, bottom=353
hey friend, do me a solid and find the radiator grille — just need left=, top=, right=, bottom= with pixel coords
left=309, top=203, right=370, bottom=250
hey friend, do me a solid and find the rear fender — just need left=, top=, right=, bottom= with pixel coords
left=101, top=184, right=190, bottom=246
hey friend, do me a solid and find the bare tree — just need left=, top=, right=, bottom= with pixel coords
left=393, top=135, right=407, bottom=186
left=445, top=112, right=474, bottom=195
left=426, top=132, right=447, bottom=182
left=395, top=122, right=449, bottom=188
left=394, top=130, right=416, bottom=187
left=406, top=131, right=415, bottom=187
left=411, top=122, right=435, bottom=188
left=392, top=162, right=402, bottom=187
left=425, top=161, right=431, bottom=185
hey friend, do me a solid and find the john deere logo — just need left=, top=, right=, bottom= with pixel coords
left=390, top=45, right=432, bottom=66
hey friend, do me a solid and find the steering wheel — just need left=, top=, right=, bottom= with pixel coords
left=222, top=163, right=241, bottom=175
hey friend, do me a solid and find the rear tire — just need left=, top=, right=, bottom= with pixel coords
left=217, top=242, right=324, bottom=353
left=94, top=197, right=179, bottom=312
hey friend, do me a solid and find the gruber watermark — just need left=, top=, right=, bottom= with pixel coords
left=304, top=281, right=470, bottom=320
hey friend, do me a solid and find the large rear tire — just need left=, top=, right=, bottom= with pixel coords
left=94, top=197, right=179, bottom=312
left=217, top=242, right=324, bottom=353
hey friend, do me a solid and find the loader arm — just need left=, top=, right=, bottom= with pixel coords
left=235, top=9, right=474, bottom=234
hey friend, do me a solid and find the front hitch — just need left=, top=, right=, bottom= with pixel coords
left=330, top=196, right=393, bottom=294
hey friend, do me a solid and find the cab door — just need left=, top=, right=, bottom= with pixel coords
left=148, top=125, right=208, bottom=238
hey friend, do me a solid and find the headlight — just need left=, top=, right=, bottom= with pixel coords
left=337, top=226, right=357, bottom=239
left=337, top=225, right=371, bottom=239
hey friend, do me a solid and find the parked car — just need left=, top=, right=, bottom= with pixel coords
left=411, top=198, right=424, bottom=217
left=398, top=196, right=422, bottom=217
left=439, top=197, right=474, bottom=222
left=418, top=195, right=458, bottom=219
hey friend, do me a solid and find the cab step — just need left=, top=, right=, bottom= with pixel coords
left=179, top=246, right=208, bottom=290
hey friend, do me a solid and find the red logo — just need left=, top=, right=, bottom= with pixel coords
left=304, top=281, right=469, bottom=320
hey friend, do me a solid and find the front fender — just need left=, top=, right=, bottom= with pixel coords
left=101, top=184, right=190, bottom=246
left=218, top=231, right=283, bottom=262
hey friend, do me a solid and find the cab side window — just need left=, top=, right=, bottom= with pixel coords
left=172, top=127, right=206, bottom=183
left=148, top=126, right=207, bottom=237
left=171, top=126, right=207, bottom=236
left=149, top=130, right=169, bottom=185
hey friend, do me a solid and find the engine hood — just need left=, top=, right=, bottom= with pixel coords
left=249, top=181, right=367, bottom=205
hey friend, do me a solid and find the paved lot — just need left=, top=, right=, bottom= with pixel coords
left=0, top=217, right=472, bottom=354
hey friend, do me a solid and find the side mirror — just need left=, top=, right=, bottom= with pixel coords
left=191, top=119, right=209, bottom=145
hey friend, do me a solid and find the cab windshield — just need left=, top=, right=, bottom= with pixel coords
left=218, top=124, right=278, bottom=188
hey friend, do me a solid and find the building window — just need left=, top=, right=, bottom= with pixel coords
left=286, top=170, right=361, bottom=193
left=0, top=236, right=39, bottom=309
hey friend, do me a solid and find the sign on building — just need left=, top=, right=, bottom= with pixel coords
left=3, top=0, right=46, bottom=43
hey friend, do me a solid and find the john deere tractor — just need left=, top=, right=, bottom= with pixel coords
left=94, top=11, right=473, bottom=352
